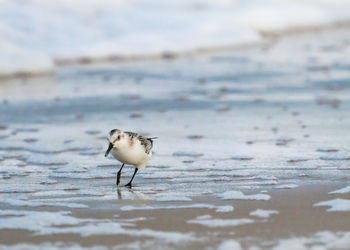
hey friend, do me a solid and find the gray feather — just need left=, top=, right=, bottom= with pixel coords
left=125, top=131, right=153, bottom=154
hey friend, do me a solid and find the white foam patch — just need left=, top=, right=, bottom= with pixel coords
left=0, top=210, right=83, bottom=232
left=249, top=209, right=279, bottom=218
left=216, top=205, right=234, bottom=213
left=314, top=199, right=350, bottom=212
left=0, top=197, right=88, bottom=208
left=0, top=243, right=107, bottom=250
left=218, top=240, right=242, bottom=250
left=154, top=193, right=192, bottom=202
left=0, top=209, right=193, bottom=242
left=329, top=185, right=350, bottom=194
left=0, top=210, right=31, bottom=216
left=115, top=217, right=149, bottom=222
left=47, top=224, right=193, bottom=242
left=218, top=191, right=271, bottom=200
left=120, top=203, right=225, bottom=211
left=195, top=215, right=212, bottom=220
left=274, top=184, right=299, bottom=189
left=120, top=205, right=157, bottom=211
left=187, top=217, right=254, bottom=227
left=272, top=231, right=350, bottom=250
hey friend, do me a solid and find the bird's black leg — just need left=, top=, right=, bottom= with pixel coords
left=116, top=163, right=125, bottom=186
left=125, top=168, right=138, bottom=188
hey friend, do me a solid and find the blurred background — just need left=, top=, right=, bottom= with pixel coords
left=1, top=0, right=350, bottom=78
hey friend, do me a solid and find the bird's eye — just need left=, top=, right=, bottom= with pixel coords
left=117, top=135, right=120, bottom=140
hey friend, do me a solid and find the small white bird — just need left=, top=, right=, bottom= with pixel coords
left=105, top=129, right=156, bottom=188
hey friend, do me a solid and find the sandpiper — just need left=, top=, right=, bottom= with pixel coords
left=105, top=129, right=156, bottom=188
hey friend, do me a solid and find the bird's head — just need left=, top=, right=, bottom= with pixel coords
left=105, top=129, right=128, bottom=157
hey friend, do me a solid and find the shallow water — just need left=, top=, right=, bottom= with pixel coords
left=1, top=28, right=350, bottom=249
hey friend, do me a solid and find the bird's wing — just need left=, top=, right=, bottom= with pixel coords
left=125, top=131, right=153, bottom=154
left=138, top=135, right=153, bottom=154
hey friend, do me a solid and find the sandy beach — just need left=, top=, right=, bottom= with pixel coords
left=1, top=27, right=350, bottom=249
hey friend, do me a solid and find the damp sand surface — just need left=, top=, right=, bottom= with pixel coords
left=1, top=28, right=350, bottom=249
left=1, top=185, right=350, bottom=249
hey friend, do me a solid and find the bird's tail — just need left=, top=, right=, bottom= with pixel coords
left=147, top=137, right=159, bottom=140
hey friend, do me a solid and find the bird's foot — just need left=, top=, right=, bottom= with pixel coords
left=124, top=183, right=132, bottom=188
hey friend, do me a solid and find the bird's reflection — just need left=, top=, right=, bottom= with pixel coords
left=116, top=186, right=150, bottom=200
left=117, top=187, right=123, bottom=200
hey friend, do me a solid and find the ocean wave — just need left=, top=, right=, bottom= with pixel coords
left=1, top=0, right=350, bottom=77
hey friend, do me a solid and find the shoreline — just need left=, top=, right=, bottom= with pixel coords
left=0, top=183, right=349, bottom=249
left=1, top=22, right=350, bottom=81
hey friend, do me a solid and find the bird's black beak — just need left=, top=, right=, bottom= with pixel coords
left=105, top=142, right=113, bottom=157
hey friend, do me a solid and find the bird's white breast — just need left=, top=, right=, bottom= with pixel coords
left=111, top=142, right=149, bottom=168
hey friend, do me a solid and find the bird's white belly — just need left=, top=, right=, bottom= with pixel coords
left=111, top=146, right=149, bottom=168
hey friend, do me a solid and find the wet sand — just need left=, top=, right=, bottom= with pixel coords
left=1, top=184, right=349, bottom=249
